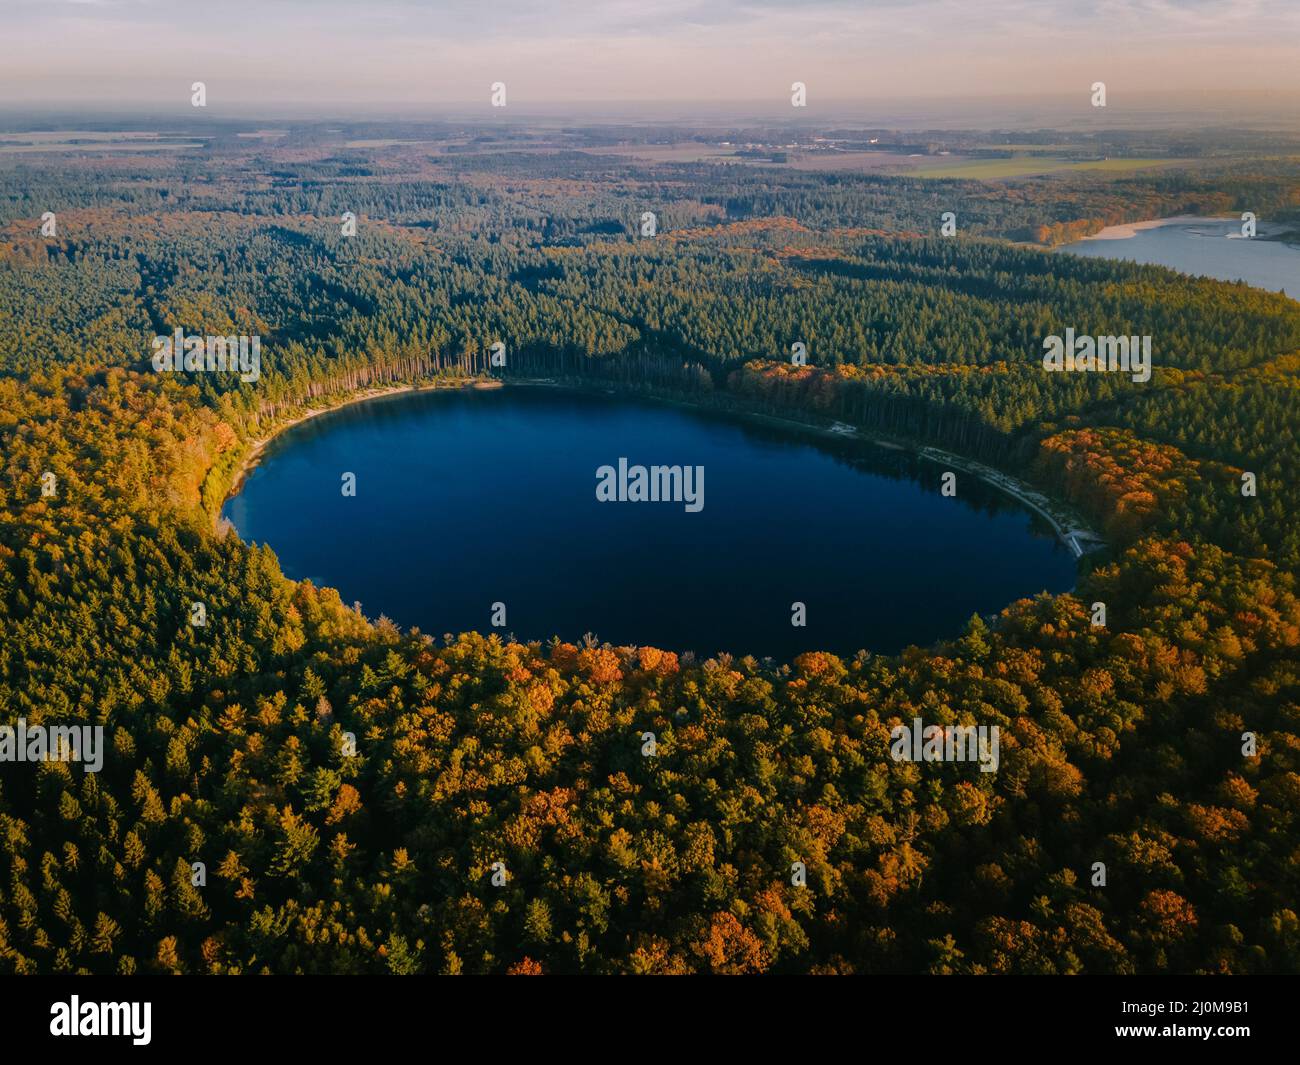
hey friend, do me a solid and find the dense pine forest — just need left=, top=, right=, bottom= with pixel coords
left=2, top=123, right=1300, bottom=974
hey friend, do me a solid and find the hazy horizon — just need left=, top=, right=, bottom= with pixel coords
left=3, top=91, right=1300, bottom=134
left=4, top=0, right=1299, bottom=116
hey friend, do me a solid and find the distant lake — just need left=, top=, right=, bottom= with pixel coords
left=222, top=387, right=1076, bottom=659
left=1059, top=216, right=1300, bottom=295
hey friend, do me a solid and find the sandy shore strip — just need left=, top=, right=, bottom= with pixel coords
left=1079, top=214, right=1236, bottom=241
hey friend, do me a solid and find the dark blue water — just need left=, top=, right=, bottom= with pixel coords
left=222, top=387, right=1076, bottom=659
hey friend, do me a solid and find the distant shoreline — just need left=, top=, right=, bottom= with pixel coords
left=1059, top=212, right=1300, bottom=297
left=1078, top=214, right=1235, bottom=241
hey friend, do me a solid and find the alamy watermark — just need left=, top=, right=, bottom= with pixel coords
left=1042, top=328, right=1150, bottom=383
left=50, top=997, right=150, bottom=1045
left=151, top=327, right=261, bottom=382
left=890, top=717, right=1000, bottom=773
left=1, top=718, right=104, bottom=773
left=596, top=458, right=704, bottom=512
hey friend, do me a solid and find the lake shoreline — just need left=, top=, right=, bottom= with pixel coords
left=1075, top=214, right=1235, bottom=241
left=1075, top=213, right=1300, bottom=248
left=218, top=379, right=491, bottom=525
left=224, top=386, right=415, bottom=503
left=217, top=377, right=1103, bottom=561
left=222, top=379, right=511, bottom=505
left=611, top=388, right=1102, bottom=559
left=1058, top=213, right=1300, bottom=296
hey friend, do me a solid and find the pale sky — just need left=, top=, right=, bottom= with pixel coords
left=3, top=0, right=1299, bottom=110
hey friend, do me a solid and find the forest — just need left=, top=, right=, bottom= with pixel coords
left=0, top=124, right=1298, bottom=973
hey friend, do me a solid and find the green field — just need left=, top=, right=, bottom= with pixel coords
left=912, top=156, right=1187, bottom=179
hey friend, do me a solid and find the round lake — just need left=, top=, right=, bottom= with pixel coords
left=222, top=387, right=1078, bottom=659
